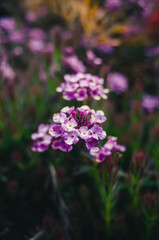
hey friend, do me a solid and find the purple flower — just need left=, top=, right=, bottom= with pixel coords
left=107, top=72, right=128, bottom=93
left=57, top=73, right=109, bottom=101
left=49, top=124, right=64, bottom=137
left=79, top=126, right=91, bottom=140
left=90, top=110, right=107, bottom=124
left=86, top=50, right=102, bottom=68
left=28, top=28, right=46, bottom=40
left=0, top=17, right=15, bottom=32
left=90, top=136, right=126, bottom=162
left=0, top=56, right=16, bottom=81
left=62, top=118, right=77, bottom=132
left=90, top=125, right=106, bottom=140
left=75, top=88, right=88, bottom=101
left=105, top=0, right=122, bottom=12
left=96, top=44, right=114, bottom=55
left=85, top=138, right=99, bottom=150
left=13, top=47, right=23, bottom=56
left=9, top=31, right=25, bottom=43
left=142, top=94, right=159, bottom=112
left=32, top=106, right=107, bottom=153
left=31, top=124, right=52, bottom=152
left=53, top=112, right=67, bottom=123
left=63, top=55, right=86, bottom=73
left=28, top=39, right=45, bottom=53
left=52, top=139, right=72, bottom=152
left=25, top=11, right=38, bottom=23
left=63, top=131, right=79, bottom=145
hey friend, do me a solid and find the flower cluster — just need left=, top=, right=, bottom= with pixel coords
left=142, top=94, right=159, bottom=112
left=107, top=72, right=128, bottom=93
left=31, top=124, right=53, bottom=152
left=90, top=136, right=126, bottom=162
left=56, top=73, right=109, bottom=101
left=49, top=106, right=107, bottom=151
left=32, top=106, right=107, bottom=152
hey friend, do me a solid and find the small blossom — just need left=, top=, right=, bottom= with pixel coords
left=142, top=94, right=159, bottom=112
left=86, top=50, right=102, bottom=68
left=62, top=118, right=77, bottom=132
left=90, top=136, right=126, bottom=162
left=90, top=125, right=106, bottom=140
left=90, top=110, right=107, bottom=124
left=107, top=72, right=128, bottom=93
left=0, top=17, right=15, bottom=32
left=28, top=39, right=45, bottom=53
left=63, top=55, right=86, bottom=73
left=79, top=126, right=91, bottom=140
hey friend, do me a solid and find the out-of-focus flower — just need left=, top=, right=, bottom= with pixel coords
left=107, top=72, right=128, bottom=93
left=105, top=0, right=122, bottom=12
left=13, top=46, right=23, bottom=56
left=32, top=106, right=107, bottom=152
left=86, top=50, right=102, bottom=68
left=28, top=39, right=45, bottom=53
left=0, top=17, right=15, bottom=32
left=31, top=124, right=53, bottom=152
left=90, top=136, right=126, bottom=162
left=57, top=73, right=109, bottom=101
left=25, top=10, right=38, bottom=23
left=63, top=55, right=86, bottom=73
left=96, top=44, right=114, bottom=55
left=9, top=31, right=25, bottom=43
left=28, top=28, right=46, bottom=40
left=44, top=43, right=54, bottom=55
left=142, top=94, right=159, bottom=112
left=39, top=69, right=47, bottom=83
left=0, top=56, right=16, bottom=81
left=63, top=46, right=75, bottom=55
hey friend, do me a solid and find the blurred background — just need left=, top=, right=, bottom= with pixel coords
left=0, top=0, right=159, bottom=239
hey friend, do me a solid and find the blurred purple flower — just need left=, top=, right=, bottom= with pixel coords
left=63, top=55, right=86, bottom=73
left=63, top=46, right=75, bottom=55
left=0, top=17, right=15, bottom=32
left=28, top=28, right=46, bottom=40
left=105, top=0, right=122, bottom=11
left=28, top=39, right=45, bottom=53
left=9, top=31, right=25, bottom=43
left=0, top=56, right=16, bottom=81
left=107, top=72, right=128, bottom=93
left=142, top=94, right=159, bottom=112
left=57, top=73, right=109, bottom=101
left=86, top=50, right=102, bottom=68
left=96, top=44, right=114, bottom=55
left=13, top=47, right=23, bottom=56
left=25, top=11, right=38, bottom=23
